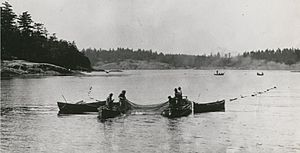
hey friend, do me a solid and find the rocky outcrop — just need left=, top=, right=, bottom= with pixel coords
left=1, top=60, right=80, bottom=77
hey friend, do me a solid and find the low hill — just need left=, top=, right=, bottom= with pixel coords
left=93, top=59, right=174, bottom=70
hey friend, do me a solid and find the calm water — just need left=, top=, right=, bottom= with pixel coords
left=1, top=70, right=300, bottom=153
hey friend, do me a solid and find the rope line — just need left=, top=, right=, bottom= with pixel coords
left=228, top=86, right=277, bottom=102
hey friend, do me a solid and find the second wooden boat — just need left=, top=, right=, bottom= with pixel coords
left=193, top=100, right=225, bottom=113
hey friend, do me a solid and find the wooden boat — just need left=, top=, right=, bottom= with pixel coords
left=257, top=72, right=264, bottom=76
left=193, top=100, right=225, bottom=113
left=161, top=99, right=192, bottom=118
left=98, top=106, right=121, bottom=120
left=57, top=100, right=105, bottom=114
left=214, top=72, right=224, bottom=76
left=98, top=100, right=131, bottom=120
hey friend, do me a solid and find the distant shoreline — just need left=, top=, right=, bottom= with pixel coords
left=1, top=60, right=299, bottom=78
left=92, top=59, right=300, bottom=71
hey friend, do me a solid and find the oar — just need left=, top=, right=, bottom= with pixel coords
left=191, top=100, right=194, bottom=116
left=62, top=95, right=68, bottom=103
left=88, top=86, right=94, bottom=99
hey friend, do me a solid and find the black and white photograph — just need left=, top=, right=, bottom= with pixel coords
left=1, top=0, right=300, bottom=152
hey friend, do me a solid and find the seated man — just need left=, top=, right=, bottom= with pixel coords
left=118, top=90, right=126, bottom=101
left=168, top=96, right=175, bottom=108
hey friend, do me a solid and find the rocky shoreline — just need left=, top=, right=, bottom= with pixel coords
left=1, top=60, right=82, bottom=77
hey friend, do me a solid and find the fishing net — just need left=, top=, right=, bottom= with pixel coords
left=124, top=100, right=170, bottom=115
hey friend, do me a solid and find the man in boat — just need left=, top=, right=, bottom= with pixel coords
left=168, top=96, right=175, bottom=108
left=118, top=90, right=127, bottom=112
left=178, top=87, right=183, bottom=100
left=118, top=90, right=126, bottom=101
left=178, top=87, right=185, bottom=105
left=106, top=93, right=114, bottom=110
left=174, top=88, right=181, bottom=106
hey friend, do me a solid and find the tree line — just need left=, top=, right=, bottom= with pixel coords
left=243, top=48, right=300, bottom=65
left=83, top=47, right=300, bottom=68
left=1, top=2, right=91, bottom=70
left=82, top=48, right=236, bottom=68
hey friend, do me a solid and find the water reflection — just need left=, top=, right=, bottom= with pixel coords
left=102, top=120, right=114, bottom=152
left=166, top=118, right=182, bottom=152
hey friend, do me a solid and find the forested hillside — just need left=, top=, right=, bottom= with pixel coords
left=1, top=2, right=91, bottom=70
left=243, top=48, right=300, bottom=65
left=83, top=48, right=300, bottom=70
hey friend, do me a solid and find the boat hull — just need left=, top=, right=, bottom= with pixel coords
left=257, top=73, right=264, bottom=76
left=161, top=99, right=192, bottom=118
left=193, top=100, right=225, bottom=113
left=57, top=101, right=105, bottom=114
left=98, top=107, right=121, bottom=119
left=214, top=73, right=224, bottom=76
left=97, top=100, right=132, bottom=120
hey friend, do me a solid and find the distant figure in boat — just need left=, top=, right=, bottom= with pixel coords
left=106, top=93, right=114, bottom=110
left=214, top=70, right=224, bottom=75
left=118, top=90, right=127, bottom=112
left=178, top=87, right=183, bottom=100
left=257, top=72, right=264, bottom=76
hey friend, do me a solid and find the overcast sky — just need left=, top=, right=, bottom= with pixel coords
left=6, top=0, right=300, bottom=55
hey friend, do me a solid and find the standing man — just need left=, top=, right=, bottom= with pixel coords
left=118, top=90, right=127, bottom=112
left=174, top=88, right=180, bottom=105
left=178, top=87, right=183, bottom=100
left=106, top=93, right=114, bottom=110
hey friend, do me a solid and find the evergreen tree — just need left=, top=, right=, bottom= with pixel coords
left=1, top=1, right=17, bottom=59
left=1, top=2, right=91, bottom=70
left=18, top=11, right=34, bottom=35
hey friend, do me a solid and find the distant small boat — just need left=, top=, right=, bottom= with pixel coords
left=214, top=70, right=224, bottom=75
left=214, top=72, right=224, bottom=76
left=257, top=72, right=264, bottom=76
